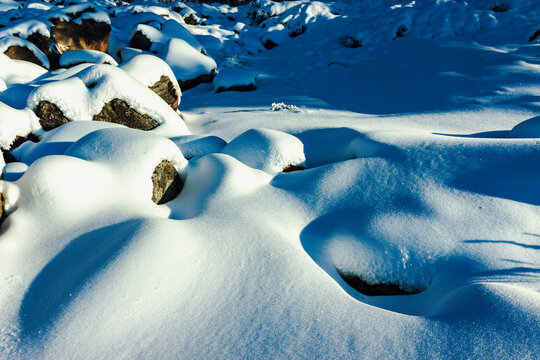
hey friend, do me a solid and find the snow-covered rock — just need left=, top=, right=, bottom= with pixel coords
left=222, top=128, right=305, bottom=173
left=0, top=36, right=49, bottom=68
left=214, top=68, right=256, bottom=93
left=159, top=38, right=217, bottom=90
left=59, top=49, right=118, bottom=67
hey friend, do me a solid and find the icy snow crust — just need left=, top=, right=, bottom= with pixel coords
left=0, top=0, right=539, bottom=359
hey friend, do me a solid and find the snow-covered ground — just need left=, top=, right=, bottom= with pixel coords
left=0, top=0, right=539, bottom=358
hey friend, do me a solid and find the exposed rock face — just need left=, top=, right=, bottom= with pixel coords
left=51, top=19, right=111, bottom=54
left=3, top=46, right=43, bottom=67
left=34, top=101, right=71, bottom=131
left=178, top=69, right=216, bottom=91
left=93, top=99, right=159, bottom=130
left=183, top=13, right=200, bottom=25
left=337, top=269, right=425, bottom=296
left=149, top=75, right=180, bottom=110
left=151, top=160, right=183, bottom=204
left=129, top=30, right=152, bottom=51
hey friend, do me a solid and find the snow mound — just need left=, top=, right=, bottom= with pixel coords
left=59, top=50, right=118, bottom=67
left=0, top=53, right=47, bottom=86
left=160, top=38, right=217, bottom=87
left=214, top=68, right=256, bottom=93
left=0, top=101, right=40, bottom=150
left=222, top=128, right=305, bottom=173
left=120, top=54, right=181, bottom=99
left=509, top=116, right=540, bottom=138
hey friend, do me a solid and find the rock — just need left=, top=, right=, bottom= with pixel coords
left=0, top=192, right=4, bottom=226
left=151, top=160, right=183, bottom=204
left=282, top=164, right=304, bottom=173
left=129, top=30, right=152, bottom=51
left=341, top=36, right=362, bottom=48
left=337, top=270, right=424, bottom=296
left=149, top=75, right=180, bottom=110
left=3, top=45, right=43, bottom=67
left=530, top=29, right=540, bottom=42
left=26, top=32, right=53, bottom=57
left=263, top=39, right=278, bottom=50
left=51, top=19, right=111, bottom=54
left=183, top=13, right=200, bottom=25
left=93, top=99, right=159, bottom=131
left=34, top=101, right=71, bottom=131
left=178, top=69, right=216, bottom=91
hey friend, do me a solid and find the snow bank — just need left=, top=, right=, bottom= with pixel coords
left=0, top=53, right=47, bottom=86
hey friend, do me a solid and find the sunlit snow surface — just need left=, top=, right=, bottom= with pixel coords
left=0, top=0, right=539, bottom=358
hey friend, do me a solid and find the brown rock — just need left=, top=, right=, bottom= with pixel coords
left=35, top=101, right=71, bottom=131
left=51, top=19, right=111, bottom=54
left=178, top=69, right=216, bottom=91
left=149, top=75, right=180, bottom=110
left=3, top=45, right=43, bottom=67
left=93, top=99, right=159, bottom=130
left=129, top=30, right=152, bottom=51
left=151, top=160, right=183, bottom=204
left=183, top=13, right=200, bottom=25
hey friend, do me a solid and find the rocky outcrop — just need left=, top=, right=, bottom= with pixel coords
left=51, top=19, right=111, bottom=54
left=3, top=45, right=43, bottom=67
left=93, top=99, right=159, bottom=131
left=151, top=160, right=183, bottom=204
left=149, top=75, right=180, bottom=110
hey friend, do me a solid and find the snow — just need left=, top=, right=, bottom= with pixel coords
left=159, top=38, right=216, bottom=82
left=0, top=101, right=40, bottom=150
left=0, top=0, right=538, bottom=358
left=119, top=54, right=181, bottom=97
left=222, top=128, right=305, bottom=173
left=59, top=50, right=118, bottom=67
left=213, top=68, right=256, bottom=92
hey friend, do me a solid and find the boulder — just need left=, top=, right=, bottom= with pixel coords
left=149, top=75, right=180, bottom=110
left=51, top=19, right=111, bottom=54
left=4, top=45, right=43, bottom=67
left=34, top=101, right=71, bottom=131
left=93, top=99, right=159, bottom=131
left=151, top=160, right=183, bottom=204
left=129, top=30, right=152, bottom=51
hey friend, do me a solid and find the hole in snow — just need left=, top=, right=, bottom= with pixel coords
left=337, top=268, right=426, bottom=296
